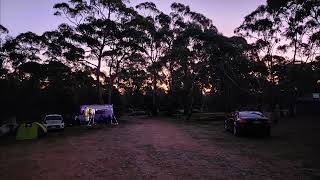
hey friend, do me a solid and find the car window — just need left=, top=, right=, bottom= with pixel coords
left=45, top=116, right=62, bottom=121
left=239, top=112, right=265, bottom=119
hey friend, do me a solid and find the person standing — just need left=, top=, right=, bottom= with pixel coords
left=85, top=108, right=90, bottom=122
left=90, top=109, right=95, bottom=125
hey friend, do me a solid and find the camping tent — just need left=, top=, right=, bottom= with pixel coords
left=16, top=122, right=47, bottom=140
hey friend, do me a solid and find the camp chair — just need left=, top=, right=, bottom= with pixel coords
left=111, top=115, right=119, bottom=125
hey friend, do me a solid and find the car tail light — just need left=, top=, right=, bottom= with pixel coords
left=238, top=119, right=247, bottom=123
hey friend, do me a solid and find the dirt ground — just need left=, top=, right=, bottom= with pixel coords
left=1, top=116, right=320, bottom=180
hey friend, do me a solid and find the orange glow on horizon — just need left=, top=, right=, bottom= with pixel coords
left=202, top=85, right=213, bottom=96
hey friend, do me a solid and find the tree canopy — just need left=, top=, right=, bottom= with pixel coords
left=0, top=1, right=319, bottom=122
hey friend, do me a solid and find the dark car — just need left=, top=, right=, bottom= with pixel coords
left=224, top=111, right=271, bottom=136
left=128, top=109, right=150, bottom=116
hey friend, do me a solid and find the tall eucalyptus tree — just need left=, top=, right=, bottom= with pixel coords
left=53, top=0, right=136, bottom=104
left=135, top=2, right=173, bottom=115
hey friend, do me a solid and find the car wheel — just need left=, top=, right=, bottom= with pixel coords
left=224, top=121, right=229, bottom=131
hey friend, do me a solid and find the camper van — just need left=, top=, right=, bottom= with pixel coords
left=75, top=104, right=115, bottom=124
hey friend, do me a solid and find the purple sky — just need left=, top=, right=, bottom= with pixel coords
left=1, top=0, right=266, bottom=37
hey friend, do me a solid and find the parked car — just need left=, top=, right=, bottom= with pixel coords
left=224, top=111, right=271, bottom=136
left=128, top=109, right=150, bottom=116
left=43, top=114, right=65, bottom=130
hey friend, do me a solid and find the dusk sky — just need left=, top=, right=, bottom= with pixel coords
left=0, top=0, right=266, bottom=37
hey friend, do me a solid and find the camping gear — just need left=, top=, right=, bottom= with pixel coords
left=16, top=122, right=47, bottom=140
left=0, top=123, right=19, bottom=136
left=76, top=104, right=118, bottom=125
left=0, top=116, right=19, bottom=136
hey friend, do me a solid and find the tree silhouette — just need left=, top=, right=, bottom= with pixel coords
left=0, top=1, right=319, bottom=122
left=135, top=2, right=173, bottom=115
left=54, top=0, right=136, bottom=104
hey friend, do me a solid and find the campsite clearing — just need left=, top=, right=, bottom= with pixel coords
left=1, top=116, right=320, bottom=179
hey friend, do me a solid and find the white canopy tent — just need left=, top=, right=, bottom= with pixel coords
left=79, top=104, right=118, bottom=125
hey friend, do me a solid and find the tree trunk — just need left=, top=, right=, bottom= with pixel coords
left=108, top=58, right=114, bottom=104
left=293, top=34, right=297, bottom=64
left=186, top=80, right=194, bottom=121
left=96, top=37, right=106, bottom=105
left=168, top=64, right=174, bottom=115
left=269, top=50, right=275, bottom=110
left=152, top=72, right=157, bottom=115
left=96, top=57, right=104, bottom=104
left=108, top=76, right=112, bottom=104
left=168, top=62, right=174, bottom=92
